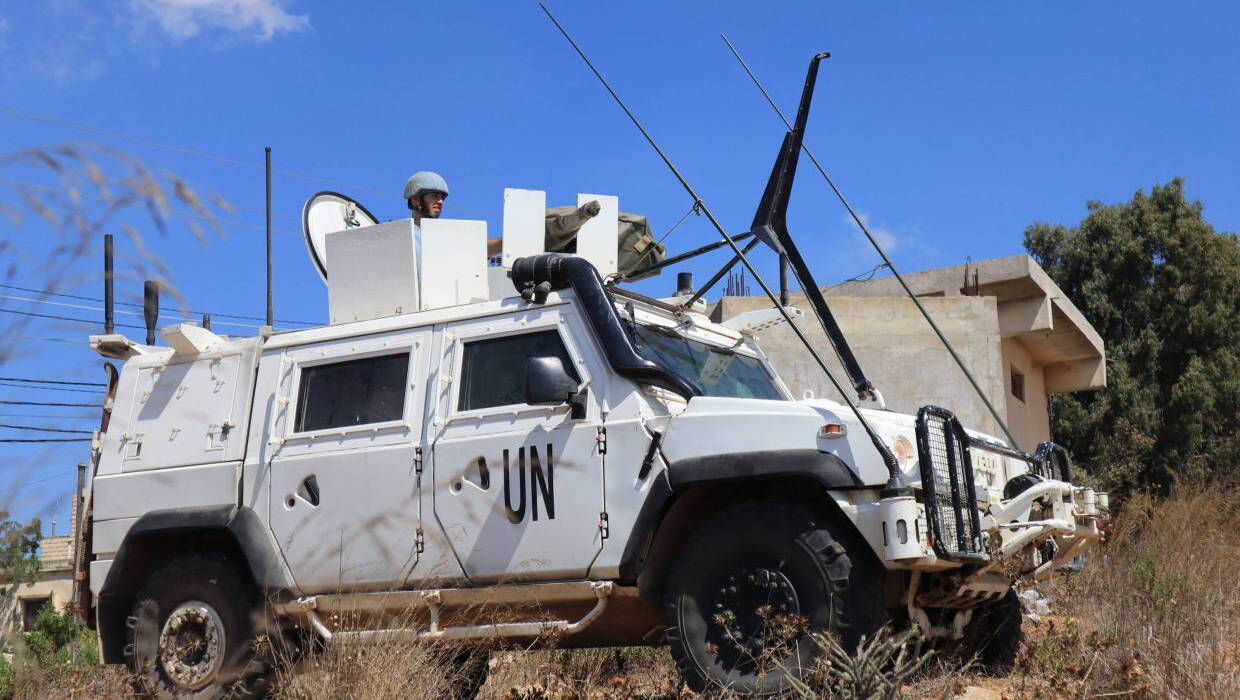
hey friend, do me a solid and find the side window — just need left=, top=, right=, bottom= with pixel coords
left=295, top=352, right=409, bottom=432
left=458, top=330, right=580, bottom=411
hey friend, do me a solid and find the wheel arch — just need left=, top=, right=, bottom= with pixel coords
left=625, top=456, right=882, bottom=600
left=96, top=505, right=292, bottom=664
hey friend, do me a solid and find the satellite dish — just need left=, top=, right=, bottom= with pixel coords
left=302, top=191, right=380, bottom=282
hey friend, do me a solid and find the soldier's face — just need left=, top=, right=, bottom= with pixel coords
left=420, top=192, right=445, bottom=219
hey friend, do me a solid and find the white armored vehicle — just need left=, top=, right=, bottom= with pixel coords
left=75, top=51, right=1108, bottom=698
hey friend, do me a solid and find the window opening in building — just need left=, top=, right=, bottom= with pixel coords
left=459, top=330, right=580, bottom=411
left=295, top=352, right=409, bottom=432
left=1011, top=366, right=1026, bottom=403
left=21, top=597, right=50, bottom=632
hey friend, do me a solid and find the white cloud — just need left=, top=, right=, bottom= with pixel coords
left=843, top=210, right=899, bottom=252
left=132, top=0, right=309, bottom=41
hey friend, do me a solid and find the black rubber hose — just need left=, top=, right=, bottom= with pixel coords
left=511, top=254, right=699, bottom=400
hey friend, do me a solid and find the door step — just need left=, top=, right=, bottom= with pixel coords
left=278, top=580, right=615, bottom=643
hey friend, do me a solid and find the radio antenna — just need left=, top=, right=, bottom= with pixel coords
left=721, top=34, right=1020, bottom=449
left=539, top=4, right=903, bottom=486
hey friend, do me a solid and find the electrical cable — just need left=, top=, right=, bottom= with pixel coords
left=0, top=400, right=99, bottom=408
left=0, top=411, right=97, bottom=418
left=0, top=376, right=104, bottom=387
left=0, top=382, right=101, bottom=394
left=0, top=438, right=90, bottom=443
left=0, top=473, right=69, bottom=494
left=0, top=334, right=87, bottom=345
left=0, top=283, right=317, bottom=326
left=0, top=424, right=92, bottom=434
left=0, top=177, right=302, bottom=236
left=0, top=106, right=498, bottom=217
left=1, top=293, right=268, bottom=331
left=0, top=307, right=146, bottom=330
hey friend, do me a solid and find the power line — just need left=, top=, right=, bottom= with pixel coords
left=1, top=292, right=266, bottom=331
left=0, top=473, right=69, bottom=495
left=0, top=438, right=90, bottom=443
left=0, top=177, right=302, bottom=237
left=0, top=334, right=87, bottom=345
left=0, top=306, right=145, bottom=330
left=0, top=424, right=92, bottom=434
left=0, top=105, right=403, bottom=199
left=0, top=382, right=101, bottom=394
left=0, top=105, right=498, bottom=218
left=0, top=400, right=99, bottom=408
left=0, top=376, right=103, bottom=387
left=0, top=414, right=97, bottom=419
left=0, top=283, right=317, bottom=326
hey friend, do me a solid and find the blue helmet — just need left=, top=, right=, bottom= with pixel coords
left=403, top=171, right=450, bottom=200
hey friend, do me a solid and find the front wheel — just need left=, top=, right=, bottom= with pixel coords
left=957, top=588, right=1023, bottom=673
left=126, top=553, right=269, bottom=699
left=663, top=499, right=884, bottom=695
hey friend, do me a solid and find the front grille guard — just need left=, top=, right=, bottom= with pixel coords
left=915, top=406, right=988, bottom=563
left=915, top=406, right=1078, bottom=563
left=1033, top=442, right=1074, bottom=482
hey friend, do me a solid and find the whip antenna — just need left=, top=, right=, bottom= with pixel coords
left=721, top=33, right=1021, bottom=449
left=538, top=4, right=903, bottom=485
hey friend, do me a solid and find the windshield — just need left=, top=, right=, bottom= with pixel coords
left=634, top=324, right=784, bottom=400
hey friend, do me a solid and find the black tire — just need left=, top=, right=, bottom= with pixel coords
left=126, top=553, right=270, bottom=699
left=958, top=588, right=1023, bottom=673
left=443, top=646, right=491, bottom=700
left=663, top=499, right=884, bottom=695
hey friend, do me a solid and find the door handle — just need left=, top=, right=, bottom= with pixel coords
left=295, top=474, right=320, bottom=506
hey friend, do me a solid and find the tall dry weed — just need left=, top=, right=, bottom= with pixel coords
left=1032, top=484, right=1240, bottom=699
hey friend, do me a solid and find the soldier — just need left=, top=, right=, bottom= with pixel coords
left=405, top=171, right=502, bottom=256
left=404, top=170, right=449, bottom=224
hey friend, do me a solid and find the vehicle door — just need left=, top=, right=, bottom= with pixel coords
left=265, top=328, right=431, bottom=593
left=428, top=306, right=605, bottom=584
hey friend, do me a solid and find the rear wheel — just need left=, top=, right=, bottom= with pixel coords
left=126, top=553, right=269, bottom=698
left=663, top=499, right=884, bottom=695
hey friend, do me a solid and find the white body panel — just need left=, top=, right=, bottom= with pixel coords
left=327, top=220, right=421, bottom=324
left=428, top=306, right=608, bottom=583
left=93, top=462, right=241, bottom=521
left=261, top=328, right=434, bottom=593
left=420, top=219, right=489, bottom=309
left=501, top=188, right=546, bottom=267
left=95, top=339, right=257, bottom=475
left=574, top=193, right=618, bottom=276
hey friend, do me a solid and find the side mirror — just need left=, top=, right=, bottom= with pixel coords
left=525, top=356, right=586, bottom=419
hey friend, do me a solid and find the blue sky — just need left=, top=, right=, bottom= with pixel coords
left=1, top=1, right=1237, bottom=530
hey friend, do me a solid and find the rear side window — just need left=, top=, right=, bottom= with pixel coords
left=458, top=330, right=580, bottom=411
left=295, top=352, right=409, bottom=432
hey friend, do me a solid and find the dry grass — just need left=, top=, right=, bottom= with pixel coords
left=1018, top=484, right=1240, bottom=699
left=15, top=486, right=1239, bottom=699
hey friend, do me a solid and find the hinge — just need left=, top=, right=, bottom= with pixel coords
left=596, top=427, right=607, bottom=455
left=415, top=527, right=425, bottom=553
left=414, top=447, right=423, bottom=474
left=598, top=512, right=609, bottom=539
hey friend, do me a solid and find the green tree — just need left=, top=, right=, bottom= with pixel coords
left=0, top=513, right=41, bottom=594
left=1023, top=179, right=1240, bottom=500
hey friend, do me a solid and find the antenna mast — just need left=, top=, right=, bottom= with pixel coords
left=539, top=4, right=903, bottom=486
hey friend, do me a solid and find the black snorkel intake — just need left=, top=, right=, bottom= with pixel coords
left=512, top=253, right=701, bottom=401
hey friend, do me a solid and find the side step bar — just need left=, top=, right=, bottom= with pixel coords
left=280, top=581, right=615, bottom=644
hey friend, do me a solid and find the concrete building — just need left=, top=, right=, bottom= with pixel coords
left=713, top=254, right=1106, bottom=452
